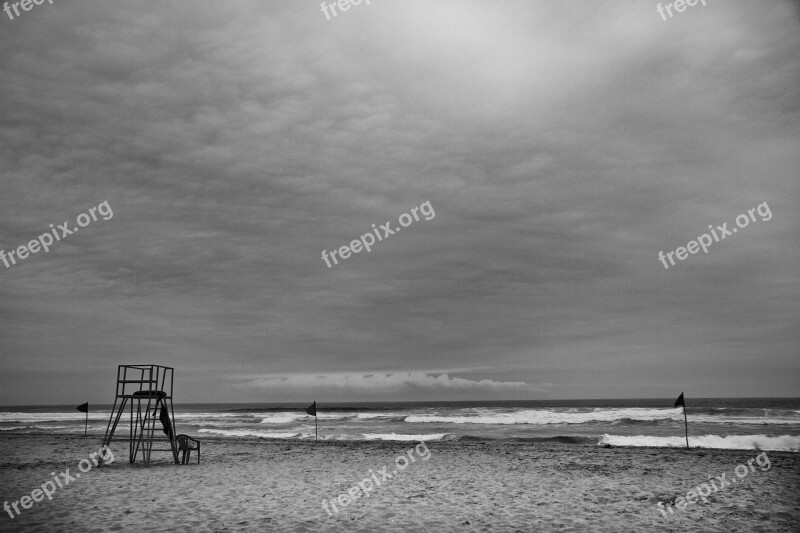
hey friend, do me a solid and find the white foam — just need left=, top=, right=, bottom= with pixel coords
left=258, top=412, right=353, bottom=423
left=406, top=408, right=672, bottom=425
left=356, top=412, right=402, bottom=420
left=404, top=408, right=800, bottom=426
left=258, top=413, right=307, bottom=424
left=361, top=433, right=447, bottom=441
left=198, top=429, right=302, bottom=439
left=0, top=412, right=110, bottom=421
left=179, top=412, right=244, bottom=419
left=598, top=434, right=800, bottom=451
left=0, top=424, right=74, bottom=430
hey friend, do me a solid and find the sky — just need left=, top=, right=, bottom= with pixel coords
left=0, top=0, right=798, bottom=405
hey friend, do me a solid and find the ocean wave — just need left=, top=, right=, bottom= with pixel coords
left=258, top=412, right=353, bottom=424
left=511, top=436, right=597, bottom=445
left=0, top=412, right=110, bottom=422
left=178, top=412, right=249, bottom=419
left=614, top=417, right=673, bottom=426
left=356, top=413, right=408, bottom=420
left=598, top=434, right=800, bottom=451
left=361, top=433, right=447, bottom=441
left=0, top=411, right=254, bottom=425
left=0, top=425, right=77, bottom=431
left=198, top=429, right=304, bottom=439
left=404, top=408, right=800, bottom=426
left=258, top=413, right=308, bottom=424
left=406, top=408, right=680, bottom=425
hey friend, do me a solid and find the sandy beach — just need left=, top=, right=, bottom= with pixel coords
left=1, top=434, right=798, bottom=532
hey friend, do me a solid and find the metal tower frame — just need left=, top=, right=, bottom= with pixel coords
left=101, top=365, right=179, bottom=466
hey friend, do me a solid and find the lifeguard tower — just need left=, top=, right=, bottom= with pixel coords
left=101, top=365, right=179, bottom=466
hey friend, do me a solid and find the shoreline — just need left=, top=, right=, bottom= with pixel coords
left=3, top=430, right=799, bottom=451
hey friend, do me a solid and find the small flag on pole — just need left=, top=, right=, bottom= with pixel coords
left=76, top=402, right=89, bottom=436
left=674, top=392, right=685, bottom=408
left=674, top=392, right=689, bottom=449
left=306, top=401, right=318, bottom=441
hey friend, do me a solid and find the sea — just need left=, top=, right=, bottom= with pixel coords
left=2, top=398, right=798, bottom=451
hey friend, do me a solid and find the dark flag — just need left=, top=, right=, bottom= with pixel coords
left=305, top=401, right=317, bottom=417
left=159, top=405, right=173, bottom=438
left=76, top=402, right=89, bottom=413
left=674, top=392, right=685, bottom=408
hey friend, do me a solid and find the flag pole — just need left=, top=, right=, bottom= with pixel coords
left=306, top=401, right=318, bottom=442
left=683, top=403, right=689, bottom=450
left=674, top=393, right=688, bottom=450
left=77, top=402, right=89, bottom=436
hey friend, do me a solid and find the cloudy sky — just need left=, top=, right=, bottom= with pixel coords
left=1, top=0, right=798, bottom=405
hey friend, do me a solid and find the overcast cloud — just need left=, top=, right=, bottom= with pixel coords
left=1, top=0, right=798, bottom=404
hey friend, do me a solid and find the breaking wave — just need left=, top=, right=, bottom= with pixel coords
left=597, top=434, right=800, bottom=451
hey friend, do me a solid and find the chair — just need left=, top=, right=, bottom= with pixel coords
left=176, top=434, right=201, bottom=464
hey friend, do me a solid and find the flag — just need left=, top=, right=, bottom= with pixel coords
left=76, top=402, right=89, bottom=413
left=305, top=401, right=316, bottom=417
left=674, top=392, right=685, bottom=408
